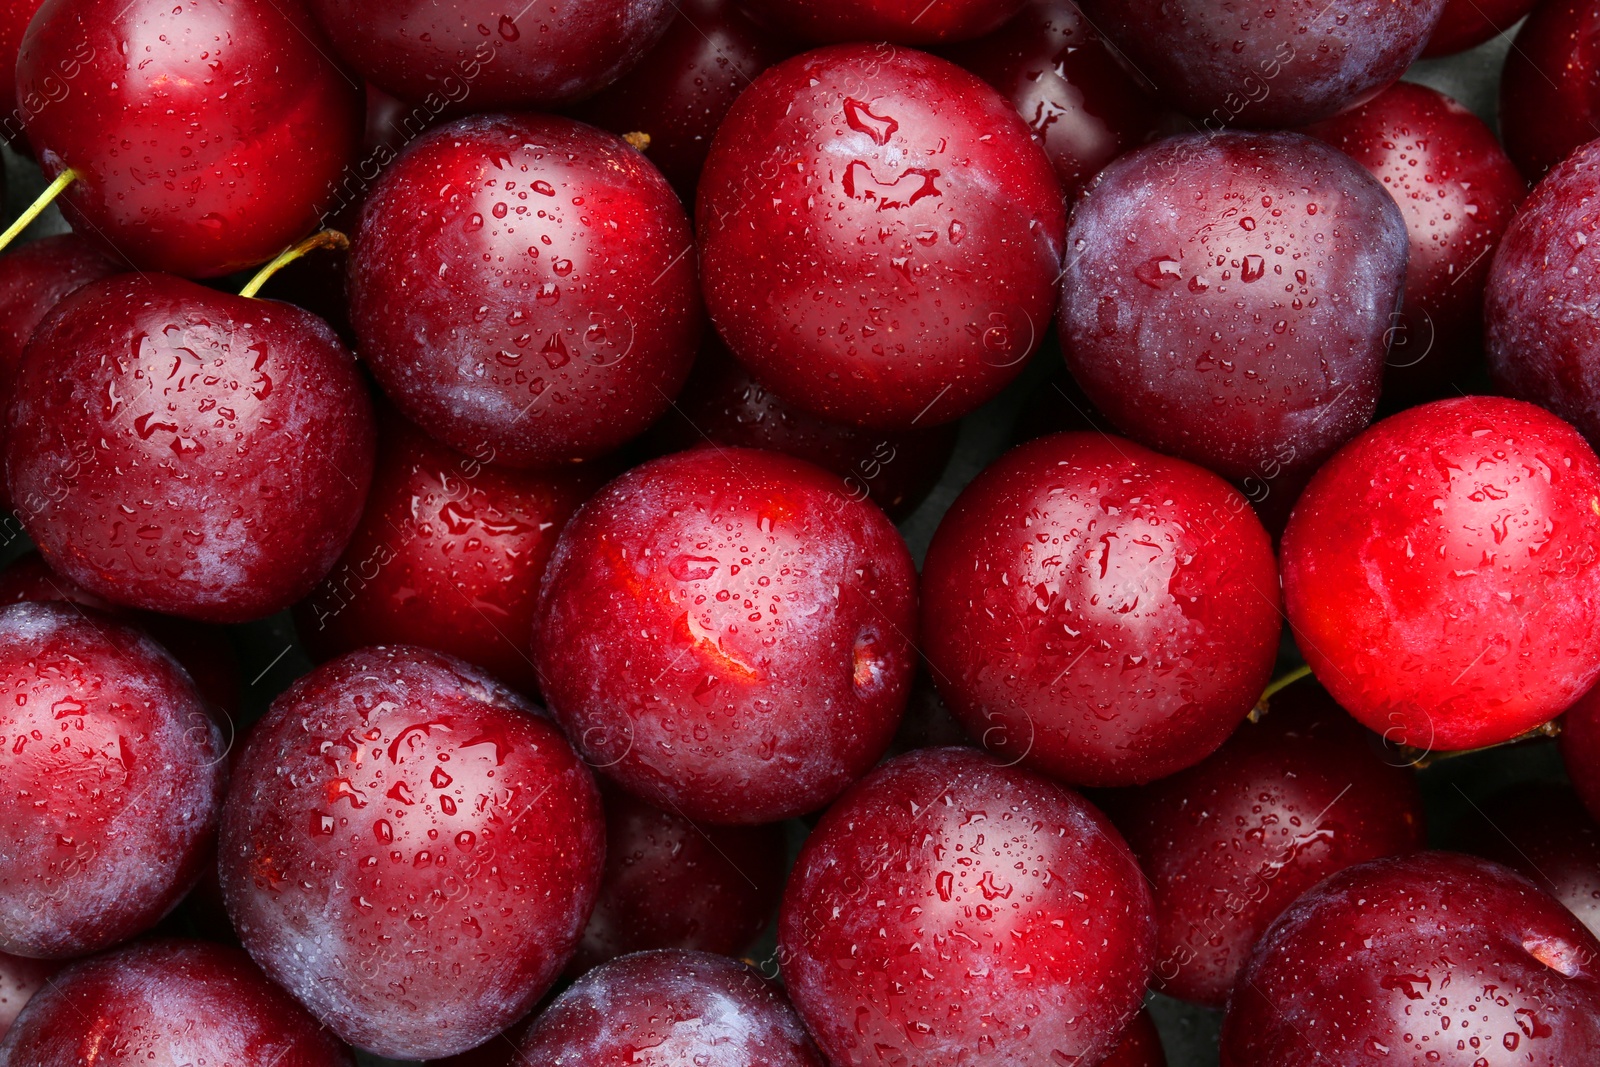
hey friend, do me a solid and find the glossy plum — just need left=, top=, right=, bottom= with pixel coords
left=349, top=113, right=700, bottom=469
left=218, top=646, right=604, bottom=1059
left=1305, top=82, right=1525, bottom=403
left=1103, top=1010, right=1167, bottom=1067
left=16, top=0, right=363, bottom=278
left=0, top=941, right=352, bottom=1067
left=1422, top=0, right=1538, bottom=55
left=0, top=954, right=57, bottom=1041
left=534, top=447, right=918, bottom=824
left=1102, top=681, right=1426, bottom=1006
left=1499, top=0, right=1600, bottom=181
left=644, top=339, right=957, bottom=521
left=1282, top=396, right=1600, bottom=751
left=697, top=44, right=1066, bottom=430
left=570, top=785, right=787, bottom=975
left=1218, top=852, right=1600, bottom=1065
left=6, top=274, right=375, bottom=623
left=1486, top=138, right=1600, bottom=447
left=941, top=0, right=1164, bottom=198
left=306, top=0, right=673, bottom=110
left=780, top=747, right=1156, bottom=1067
left=515, top=950, right=822, bottom=1066
left=0, top=0, right=45, bottom=149
left=0, top=602, right=224, bottom=959
left=1457, top=782, right=1600, bottom=939
left=1076, top=0, right=1447, bottom=127
left=572, top=0, right=793, bottom=201
left=753, top=0, right=1024, bottom=44
left=1059, top=131, right=1406, bottom=486
left=295, top=411, right=598, bottom=695
left=921, top=432, right=1281, bottom=786
left=1561, top=685, right=1600, bottom=821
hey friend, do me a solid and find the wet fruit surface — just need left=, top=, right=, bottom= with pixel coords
left=0, top=602, right=224, bottom=959
left=1219, top=851, right=1600, bottom=1066
left=0, top=0, right=46, bottom=150
left=781, top=746, right=1156, bottom=1067
left=305, top=0, right=674, bottom=110
left=218, top=646, right=604, bottom=1060
left=1077, top=0, right=1447, bottom=127
left=921, top=432, right=1281, bottom=786
left=1561, top=684, right=1600, bottom=822
left=755, top=0, right=1025, bottom=44
left=1499, top=0, right=1600, bottom=181
left=535, top=447, right=917, bottom=824
left=515, top=949, right=824, bottom=1066
left=1102, top=681, right=1426, bottom=1006
left=1457, top=782, right=1600, bottom=940
left=349, top=113, right=700, bottom=469
left=1059, top=131, right=1406, bottom=488
left=1305, top=82, right=1526, bottom=403
left=1282, top=396, right=1600, bottom=752
left=570, top=785, right=787, bottom=974
left=941, top=0, right=1164, bottom=199
left=697, top=43, right=1066, bottom=429
left=1486, top=138, right=1600, bottom=448
left=16, top=0, right=363, bottom=277
left=0, top=940, right=353, bottom=1067
left=295, top=410, right=599, bottom=695
left=1422, top=0, right=1538, bottom=55
left=6, top=274, right=375, bottom=623
left=0, top=953, right=56, bottom=1042
left=1102, top=1009, right=1167, bottom=1067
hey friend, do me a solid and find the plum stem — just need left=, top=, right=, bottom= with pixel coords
left=1250, top=663, right=1313, bottom=720
left=239, top=229, right=349, bottom=299
left=1398, top=720, right=1563, bottom=769
left=0, top=168, right=77, bottom=254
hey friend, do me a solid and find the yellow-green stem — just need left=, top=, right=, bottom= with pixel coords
left=1249, top=663, right=1314, bottom=721
left=0, top=169, right=77, bottom=254
left=239, top=229, right=349, bottom=299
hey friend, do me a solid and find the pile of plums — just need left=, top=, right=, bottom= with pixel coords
left=4, top=0, right=1600, bottom=1064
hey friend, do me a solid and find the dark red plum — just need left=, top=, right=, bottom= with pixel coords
left=1103, top=681, right=1426, bottom=1007
left=752, top=0, right=1024, bottom=44
left=1103, top=1011, right=1167, bottom=1067
left=572, top=0, right=794, bottom=201
left=349, top=114, right=700, bottom=469
left=295, top=411, right=599, bottom=695
left=534, top=447, right=918, bottom=824
left=1562, top=685, right=1600, bottom=821
left=1457, top=782, right=1600, bottom=940
left=1499, top=0, right=1600, bottom=181
left=6, top=274, right=375, bottom=623
left=1059, top=131, right=1406, bottom=486
left=1282, top=396, right=1600, bottom=752
left=0, top=941, right=352, bottom=1067
left=306, top=0, right=674, bottom=110
left=1219, top=852, right=1600, bottom=1066
left=0, top=954, right=57, bottom=1041
left=921, top=432, right=1281, bottom=787
left=516, top=950, right=823, bottom=1066
left=644, top=339, right=957, bottom=521
left=570, top=786, right=787, bottom=975
left=941, top=0, right=1164, bottom=198
left=1076, top=0, right=1447, bottom=127
left=698, top=44, right=1066, bottom=430
left=0, top=0, right=45, bottom=150
left=16, top=0, right=362, bottom=277
left=1423, top=0, right=1538, bottom=55
left=780, top=747, right=1156, bottom=1067
left=219, top=646, right=603, bottom=1059
left=1306, top=82, right=1526, bottom=403
left=0, top=602, right=224, bottom=959
left=1487, top=138, right=1600, bottom=447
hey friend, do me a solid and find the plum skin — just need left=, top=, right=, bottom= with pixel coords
left=218, top=646, right=604, bottom=1060
left=1282, top=395, right=1600, bottom=752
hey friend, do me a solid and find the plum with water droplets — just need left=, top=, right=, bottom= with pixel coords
left=1219, top=851, right=1600, bottom=1066
left=0, top=0, right=47, bottom=152
left=294, top=409, right=602, bottom=696
left=305, top=0, right=674, bottom=111
left=1282, top=395, right=1600, bottom=752
left=1486, top=138, right=1600, bottom=448
left=1304, top=82, right=1526, bottom=404
left=534, top=446, right=918, bottom=825
left=569, top=785, right=787, bottom=976
left=1498, top=0, right=1600, bottom=181
left=697, top=43, right=1066, bottom=430
left=1102, top=1010, right=1168, bottom=1067
left=1076, top=0, right=1447, bottom=127
left=1059, top=130, right=1406, bottom=491
left=0, top=940, right=352, bottom=1067
left=349, top=113, right=700, bottom=470
left=1456, top=781, right=1600, bottom=940
left=16, top=0, right=363, bottom=277
left=218, top=645, right=604, bottom=1059
left=940, top=0, right=1164, bottom=199
left=1561, top=685, right=1600, bottom=822
left=6, top=273, right=375, bottom=623
left=751, top=0, right=1025, bottom=44
left=0, top=601, right=224, bottom=959
left=780, top=746, right=1155, bottom=1067
left=1422, top=0, right=1538, bottom=55
left=921, top=431, right=1281, bottom=786
left=1101, top=680, right=1426, bottom=1007
left=0, top=953, right=56, bottom=1042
